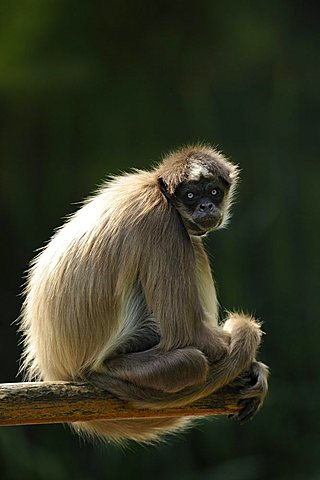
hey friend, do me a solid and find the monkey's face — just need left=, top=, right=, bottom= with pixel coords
left=173, top=178, right=230, bottom=236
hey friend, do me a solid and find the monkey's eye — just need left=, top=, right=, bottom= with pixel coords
left=211, top=188, right=221, bottom=197
left=187, top=192, right=194, bottom=199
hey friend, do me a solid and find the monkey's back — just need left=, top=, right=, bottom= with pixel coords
left=19, top=171, right=166, bottom=381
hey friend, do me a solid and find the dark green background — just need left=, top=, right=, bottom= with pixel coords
left=1, top=1, right=319, bottom=479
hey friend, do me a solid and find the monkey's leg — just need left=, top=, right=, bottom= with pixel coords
left=89, top=359, right=269, bottom=420
left=88, top=312, right=267, bottom=412
left=91, top=346, right=209, bottom=393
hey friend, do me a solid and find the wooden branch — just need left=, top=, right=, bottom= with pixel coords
left=0, top=382, right=242, bottom=427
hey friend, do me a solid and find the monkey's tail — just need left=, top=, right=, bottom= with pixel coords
left=220, top=311, right=263, bottom=383
left=72, top=417, right=193, bottom=445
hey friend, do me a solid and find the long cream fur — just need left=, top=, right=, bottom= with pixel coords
left=19, top=144, right=268, bottom=443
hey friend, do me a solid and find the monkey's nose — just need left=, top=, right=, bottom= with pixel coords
left=199, top=202, right=213, bottom=212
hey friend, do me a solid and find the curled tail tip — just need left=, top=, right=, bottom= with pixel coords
left=223, top=312, right=263, bottom=337
left=223, top=312, right=264, bottom=362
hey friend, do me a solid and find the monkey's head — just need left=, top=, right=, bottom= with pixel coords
left=157, top=145, right=239, bottom=236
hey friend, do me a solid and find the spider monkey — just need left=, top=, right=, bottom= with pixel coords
left=20, top=144, right=269, bottom=443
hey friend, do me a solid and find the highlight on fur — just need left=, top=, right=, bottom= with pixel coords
left=19, top=144, right=268, bottom=444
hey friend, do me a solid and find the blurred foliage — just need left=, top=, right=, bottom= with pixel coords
left=0, top=1, right=319, bottom=479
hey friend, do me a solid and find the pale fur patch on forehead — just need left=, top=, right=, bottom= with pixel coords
left=188, top=163, right=212, bottom=181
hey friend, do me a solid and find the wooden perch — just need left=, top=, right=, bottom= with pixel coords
left=0, top=382, right=242, bottom=427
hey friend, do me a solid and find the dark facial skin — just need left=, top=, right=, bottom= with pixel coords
left=174, top=177, right=229, bottom=235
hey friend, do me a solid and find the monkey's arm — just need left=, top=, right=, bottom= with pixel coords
left=137, top=211, right=227, bottom=355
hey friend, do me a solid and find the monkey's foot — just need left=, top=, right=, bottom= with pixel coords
left=229, top=361, right=269, bottom=424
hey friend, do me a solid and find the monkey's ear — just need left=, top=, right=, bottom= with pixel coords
left=158, top=177, right=173, bottom=202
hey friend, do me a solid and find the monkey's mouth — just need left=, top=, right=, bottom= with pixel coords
left=184, top=213, right=221, bottom=236
left=193, top=214, right=222, bottom=231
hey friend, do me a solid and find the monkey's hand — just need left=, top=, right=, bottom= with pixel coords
left=229, top=361, right=269, bottom=424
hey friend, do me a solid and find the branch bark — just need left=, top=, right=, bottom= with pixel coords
left=0, top=382, right=242, bottom=427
